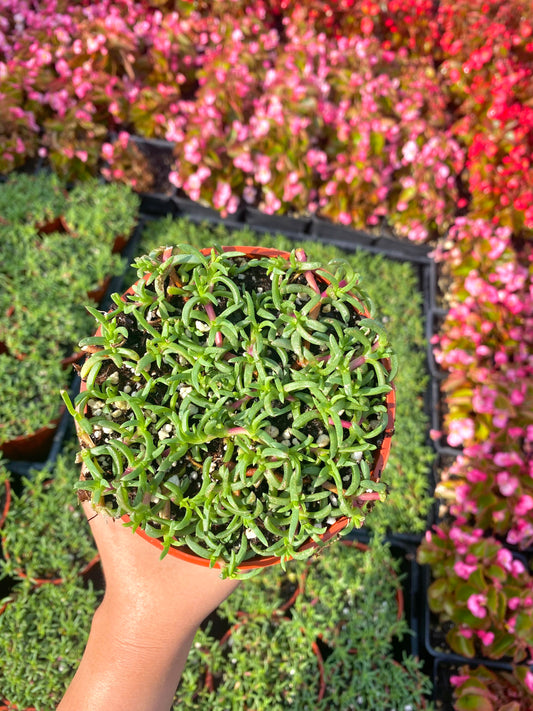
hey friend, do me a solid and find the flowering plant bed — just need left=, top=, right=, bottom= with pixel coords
left=65, top=243, right=395, bottom=578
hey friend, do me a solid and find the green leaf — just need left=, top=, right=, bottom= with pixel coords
left=455, top=695, right=494, bottom=711
left=447, top=628, right=476, bottom=658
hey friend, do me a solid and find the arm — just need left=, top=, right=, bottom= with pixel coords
left=58, top=502, right=239, bottom=711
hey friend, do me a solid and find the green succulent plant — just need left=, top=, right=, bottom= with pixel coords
left=65, top=243, right=396, bottom=578
left=173, top=537, right=432, bottom=711
left=133, top=216, right=435, bottom=536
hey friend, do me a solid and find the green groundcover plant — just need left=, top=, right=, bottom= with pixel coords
left=65, top=242, right=397, bottom=578
left=0, top=440, right=97, bottom=583
left=172, top=538, right=433, bottom=711
left=0, top=171, right=67, bottom=227
left=0, top=175, right=138, bottom=450
left=0, top=578, right=103, bottom=711
left=132, top=217, right=434, bottom=536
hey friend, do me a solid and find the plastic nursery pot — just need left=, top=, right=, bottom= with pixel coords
left=0, top=545, right=63, bottom=587
left=35, top=215, right=68, bottom=236
left=79, top=245, right=396, bottom=574
left=0, top=348, right=75, bottom=462
left=0, top=546, right=100, bottom=589
left=0, top=416, right=62, bottom=462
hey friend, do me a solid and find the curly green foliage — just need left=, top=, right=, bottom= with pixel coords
left=135, top=217, right=434, bottom=534
left=0, top=440, right=97, bottom=582
left=68, top=243, right=395, bottom=577
left=0, top=579, right=103, bottom=711
left=317, top=651, right=433, bottom=711
left=0, top=176, right=139, bottom=446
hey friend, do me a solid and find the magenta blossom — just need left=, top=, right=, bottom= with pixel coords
left=467, top=593, right=487, bottom=619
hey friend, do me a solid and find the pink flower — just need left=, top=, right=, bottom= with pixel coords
left=402, top=140, right=418, bottom=163
left=447, top=418, right=475, bottom=447
left=467, top=593, right=487, bottom=618
left=516, top=495, right=533, bottom=516
left=338, top=212, right=351, bottom=225
left=213, top=181, right=232, bottom=210
left=466, top=468, right=487, bottom=483
left=450, top=675, right=470, bottom=687
left=510, top=388, right=525, bottom=406
left=454, top=561, right=478, bottom=580
left=524, top=671, right=533, bottom=693
left=477, top=630, right=494, bottom=646
left=508, top=597, right=521, bottom=610
left=497, top=471, right=519, bottom=497
left=101, top=143, right=114, bottom=161
left=496, top=548, right=513, bottom=571
left=494, top=452, right=522, bottom=468
left=511, top=560, right=526, bottom=577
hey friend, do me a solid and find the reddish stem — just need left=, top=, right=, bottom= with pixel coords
left=349, top=355, right=366, bottom=371
left=226, top=427, right=250, bottom=436
left=304, top=270, right=321, bottom=295
left=204, top=302, right=223, bottom=346
left=229, top=395, right=252, bottom=411
left=328, top=417, right=352, bottom=429
left=357, top=491, right=381, bottom=501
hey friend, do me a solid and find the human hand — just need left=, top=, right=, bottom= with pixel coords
left=58, top=500, right=239, bottom=711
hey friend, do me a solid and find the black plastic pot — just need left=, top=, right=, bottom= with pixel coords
left=245, top=206, right=312, bottom=236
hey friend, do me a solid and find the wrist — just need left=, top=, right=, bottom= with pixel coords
left=95, top=593, right=200, bottom=655
left=58, top=600, right=197, bottom=711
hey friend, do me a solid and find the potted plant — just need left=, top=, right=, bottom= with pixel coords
left=317, top=649, right=432, bottom=711
left=0, top=172, right=67, bottom=230
left=64, top=242, right=396, bottom=578
left=293, top=537, right=407, bottom=649
left=130, top=216, right=434, bottom=536
left=62, top=178, right=140, bottom=254
left=0, top=353, right=70, bottom=461
left=176, top=612, right=326, bottom=710
left=418, top=524, right=533, bottom=663
left=0, top=442, right=98, bottom=585
left=173, top=534, right=430, bottom=710
left=0, top=578, right=103, bottom=711
left=450, top=663, right=533, bottom=711
left=0, top=179, right=136, bottom=461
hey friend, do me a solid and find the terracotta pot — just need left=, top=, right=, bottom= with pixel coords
left=0, top=415, right=62, bottom=462
left=0, top=347, right=76, bottom=462
left=79, top=245, right=396, bottom=574
left=0, top=549, right=100, bottom=588
left=35, top=215, right=68, bottom=235
left=87, top=275, right=111, bottom=304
